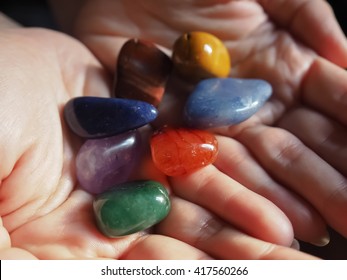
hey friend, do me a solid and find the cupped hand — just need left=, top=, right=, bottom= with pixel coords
left=53, top=0, right=347, bottom=245
left=0, top=26, right=310, bottom=259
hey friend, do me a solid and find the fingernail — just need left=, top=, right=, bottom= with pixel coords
left=290, top=239, right=300, bottom=250
left=310, top=232, right=330, bottom=247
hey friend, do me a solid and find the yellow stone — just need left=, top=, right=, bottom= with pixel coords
left=172, top=31, right=231, bottom=81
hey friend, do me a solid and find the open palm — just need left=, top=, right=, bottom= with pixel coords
left=0, top=26, right=317, bottom=259
left=60, top=0, right=347, bottom=245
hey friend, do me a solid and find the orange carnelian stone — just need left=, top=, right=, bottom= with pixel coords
left=150, top=127, right=218, bottom=176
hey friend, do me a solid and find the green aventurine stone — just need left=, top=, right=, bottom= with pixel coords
left=93, top=180, right=171, bottom=237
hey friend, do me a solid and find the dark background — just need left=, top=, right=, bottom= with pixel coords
left=0, top=0, right=347, bottom=260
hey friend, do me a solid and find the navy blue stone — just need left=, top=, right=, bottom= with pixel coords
left=184, top=78, right=272, bottom=128
left=64, top=97, right=158, bottom=138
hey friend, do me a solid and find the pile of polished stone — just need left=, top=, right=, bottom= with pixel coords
left=64, top=32, right=272, bottom=238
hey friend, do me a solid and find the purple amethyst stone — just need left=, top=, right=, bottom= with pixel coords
left=76, top=130, right=141, bottom=194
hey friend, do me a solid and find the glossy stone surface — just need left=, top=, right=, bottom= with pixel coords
left=150, top=127, right=218, bottom=176
left=64, top=96, right=158, bottom=138
left=93, top=180, right=170, bottom=237
left=76, top=130, right=141, bottom=194
left=114, top=39, right=172, bottom=107
left=172, top=31, right=231, bottom=81
left=184, top=78, right=272, bottom=128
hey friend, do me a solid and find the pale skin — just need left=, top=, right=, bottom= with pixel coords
left=0, top=0, right=346, bottom=259
left=0, top=24, right=312, bottom=260
left=53, top=0, right=347, bottom=245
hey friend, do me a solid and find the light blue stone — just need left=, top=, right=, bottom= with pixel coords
left=184, top=78, right=272, bottom=128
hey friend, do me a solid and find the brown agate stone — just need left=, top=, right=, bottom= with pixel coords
left=114, top=39, right=172, bottom=107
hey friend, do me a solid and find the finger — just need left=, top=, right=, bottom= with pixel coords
left=302, top=57, right=347, bottom=126
left=214, top=135, right=327, bottom=245
left=169, top=164, right=294, bottom=246
left=9, top=190, right=144, bottom=259
left=121, top=234, right=211, bottom=260
left=0, top=218, right=11, bottom=250
left=237, top=124, right=347, bottom=239
left=157, top=197, right=318, bottom=259
left=76, top=35, right=130, bottom=73
left=0, top=247, right=38, bottom=260
left=259, top=0, right=347, bottom=67
left=278, top=107, right=347, bottom=176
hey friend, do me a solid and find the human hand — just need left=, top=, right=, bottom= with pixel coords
left=0, top=25, right=318, bottom=259
left=49, top=0, right=347, bottom=246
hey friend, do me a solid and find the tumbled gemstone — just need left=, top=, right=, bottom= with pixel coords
left=114, top=39, right=172, bottom=106
left=93, top=180, right=170, bottom=237
left=64, top=96, right=158, bottom=138
left=76, top=130, right=141, bottom=194
left=172, top=31, right=231, bottom=82
left=150, top=127, right=218, bottom=176
left=184, top=78, right=272, bottom=128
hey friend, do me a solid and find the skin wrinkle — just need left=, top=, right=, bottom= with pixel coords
left=104, top=3, right=175, bottom=47
left=259, top=0, right=310, bottom=25
left=28, top=29, right=112, bottom=222
left=0, top=147, right=24, bottom=190
left=187, top=167, right=291, bottom=244
left=314, top=124, right=340, bottom=154
left=279, top=107, right=347, bottom=175
left=119, top=234, right=152, bottom=260
left=0, top=29, right=110, bottom=249
left=238, top=123, right=347, bottom=238
left=48, top=50, right=82, bottom=213
left=54, top=40, right=97, bottom=99
left=193, top=168, right=232, bottom=206
left=0, top=144, right=37, bottom=208
left=257, top=242, right=280, bottom=260
left=145, top=0, right=259, bottom=34
left=323, top=178, right=347, bottom=211
left=157, top=198, right=315, bottom=259
left=194, top=216, right=226, bottom=247
left=0, top=107, right=33, bottom=183
left=1, top=1, right=342, bottom=255
left=285, top=0, right=312, bottom=28
left=173, top=161, right=294, bottom=243
left=76, top=2, right=142, bottom=39
left=215, top=137, right=275, bottom=194
left=137, top=1, right=179, bottom=40
left=22, top=109, right=67, bottom=221
left=167, top=198, right=244, bottom=257
left=3, top=198, right=38, bottom=233
left=248, top=127, right=308, bottom=176
left=196, top=1, right=261, bottom=19
left=101, top=231, right=142, bottom=259
left=195, top=2, right=269, bottom=41
left=225, top=21, right=274, bottom=67
left=9, top=191, right=125, bottom=259
left=229, top=32, right=314, bottom=120
left=259, top=0, right=347, bottom=67
left=36, top=151, right=71, bottom=219
left=271, top=35, right=313, bottom=105
left=214, top=135, right=324, bottom=242
left=271, top=137, right=306, bottom=172
left=34, top=126, right=75, bottom=224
